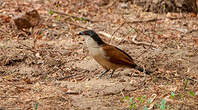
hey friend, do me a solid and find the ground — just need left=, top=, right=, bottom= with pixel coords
left=0, top=0, right=198, bottom=110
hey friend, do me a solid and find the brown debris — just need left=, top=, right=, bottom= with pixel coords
left=14, top=9, right=40, bottom=30
left=0, top=0, right=198, bottom=110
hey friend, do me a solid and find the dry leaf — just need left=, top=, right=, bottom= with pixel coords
left=23, top=77, right=33, bottom=84
left=193, top=38, right=198, bottom=44
left=190, top=13, right=197, bottom=17
left=35, top=34, right=43, bottom=40
left=0, top=15, right=11, bottom=23
left=14, top=9, right=40, bottom=29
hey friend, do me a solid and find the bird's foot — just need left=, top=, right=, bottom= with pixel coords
left=98, top=70, right=110, bottom=78
left=99, top=73, right=105, bottom=78
left=109, top=70, right=115, bottom=78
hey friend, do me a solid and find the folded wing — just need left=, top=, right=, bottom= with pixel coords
left=102, top=44, right=137, bottom=68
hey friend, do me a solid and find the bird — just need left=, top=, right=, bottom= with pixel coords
left=78, top=30, right=152, bottom=78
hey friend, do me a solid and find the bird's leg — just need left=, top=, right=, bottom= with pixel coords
left=99, top=69, right=110, bottom=78
left=109, top=70, right=115, bottom=78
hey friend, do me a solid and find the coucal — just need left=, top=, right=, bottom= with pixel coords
left=78, top=30, right=151, bottom=77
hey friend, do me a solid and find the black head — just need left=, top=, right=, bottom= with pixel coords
left=78, top=30, right=104, bottom=45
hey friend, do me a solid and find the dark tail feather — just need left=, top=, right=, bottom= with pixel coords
left=131, top=64, right=152, bottom=75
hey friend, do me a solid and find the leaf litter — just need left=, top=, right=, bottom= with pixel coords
left=0, top=0, right=198, bottom=109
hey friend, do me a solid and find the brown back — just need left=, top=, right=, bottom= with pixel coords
left=102, top=44, right=136, bottom=67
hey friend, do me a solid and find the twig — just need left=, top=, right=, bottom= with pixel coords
left=58, top=73, right=77, bottom=80
left=65, top=21, right=91, bottom=30
left=186, top=29, right=198, bottom=34
left=187, top=77, right=198, bottom=82
left=148, top=14, right=159, bottom=49
left=126, top=18, right=163, bottom=24
left=126, top=16, right=187, bottom=24
left=65, top=90, right=80, bottom=95
left=16, top=41, right=37, bottom=53
left=50, top=10, right=103, bottom=23
left=0, top=96, right=18, bottom=98
left=105, top=0, right=117, bottom=9
left=131, top=35, right=158, bottom=47
left=51, top=10, right=91, bottom=21
left=111, top=22, right=126, bottom=37
left=14, top=0, right=22, bottom=12
left=14, top=0, right=19, bottom=8
left=99, top=31, right=157, bottom=47
left=99, top=31, right=122, bottom=41
left=148, top=94, right=157, bottom=109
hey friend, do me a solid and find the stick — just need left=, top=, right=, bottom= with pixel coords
left=131, top=35, right=157, bottom=47
left=105, top=0, right=117, bottom=9
left=65, top=21, right=92, bottom=30
left=111, top=22, right=125, bottom=37
left=65, top=90, right=80, bottom=95
left=126, top=16, right=187, bottom=24
left=58, top=73, right=77, bottom=80
left=50, top=10, right=104, bottom=23
left=99, top=31, right=157, bottom=47
left=0, top=96, right=18, bottom=98
left=127, top=18, right=162, bottom=24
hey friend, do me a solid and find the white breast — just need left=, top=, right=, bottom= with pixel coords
left=83, top=35, right=105, bottom=56
left=88, top=46, right=105, bottom=56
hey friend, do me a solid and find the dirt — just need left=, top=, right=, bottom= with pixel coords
left=0, top=0, right=198, bottom=110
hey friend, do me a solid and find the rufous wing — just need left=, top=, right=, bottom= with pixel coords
left=102, top=44, right=137, bottom=68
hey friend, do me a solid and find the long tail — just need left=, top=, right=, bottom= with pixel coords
left=131, top=64, right=152, bottom=75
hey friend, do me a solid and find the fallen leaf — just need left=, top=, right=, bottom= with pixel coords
left=14, top=9, right=40, bottom=29
left=23, top=77, right=33, bottom=84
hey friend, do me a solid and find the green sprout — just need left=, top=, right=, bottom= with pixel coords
left=125, top=96, right=136, bottom=110
left=57, top=15, right=61, bottom=21
left=147, top=98, right=152, bottom=104
left=34, top=102, right=39, bottom=110
left=129, top=97, right=136, bottom=110
left=144, top=106, right=149, bottom=110
left=189, top=91, right=195, bottom=97
left=184, top=79, right=189, bottom=90
left=170, top=91, right=175, bottom=98
left=137, top=96, right=146, bottom=104
left=160, top=99, right=166, bottom=110
left=49, top=9, right=54, bottom=16
left=130, top=28, right=136, bottom=33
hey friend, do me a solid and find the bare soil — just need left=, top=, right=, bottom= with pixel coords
left=0, top=0, right=198, bottom=110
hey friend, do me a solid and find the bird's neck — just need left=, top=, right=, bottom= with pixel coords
left=84, top=36, right=104, bottom=48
